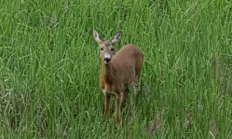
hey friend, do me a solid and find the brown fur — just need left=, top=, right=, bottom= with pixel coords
left=93, top=30, right=144, bottom=123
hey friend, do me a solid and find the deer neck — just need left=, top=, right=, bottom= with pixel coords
left=101, top=61, right=114, bottom=83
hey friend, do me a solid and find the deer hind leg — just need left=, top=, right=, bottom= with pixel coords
left=134, top=57, right=143, bottom=94
left=133, top=75, right=140, bottom=94
left=134, top=62, right=142, bottom=94
left=120, top=89, right=128, bottom=107
left=104, top=94, right=110, bottom=116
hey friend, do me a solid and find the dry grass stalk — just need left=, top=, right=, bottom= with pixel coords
left=212, top=52, right=220, bottom=80
left=61, top=0, right=69, bottom=12
left=149, top=115, right=157, bottom=139
left=143, top=81, right=151, bottom=99
left=183, top=110, right=194, bottom=129
left=130, top=95, right=137, bottom=120
left=209, top=120, right=219, bottom=137
left=49, top=13, right=58, bottom=28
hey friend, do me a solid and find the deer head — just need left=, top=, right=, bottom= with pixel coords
left=93, top=29, right=122, bottom=64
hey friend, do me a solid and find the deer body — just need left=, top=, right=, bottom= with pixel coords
left=93, top=29, right=143, bottom=123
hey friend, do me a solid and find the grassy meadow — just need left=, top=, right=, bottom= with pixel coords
left=0, top=0, right=232, bottom=138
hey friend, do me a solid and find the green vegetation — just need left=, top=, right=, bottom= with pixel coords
left=0, top=0, right=232, bottom=138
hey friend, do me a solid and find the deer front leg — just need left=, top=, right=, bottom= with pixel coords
left=104, top=94, right=110, bottom=116
left=113, top=96, right=120, bottom=123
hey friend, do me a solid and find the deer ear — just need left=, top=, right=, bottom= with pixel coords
left=93, top=29, right=103, bottom=43
left=111, top=31, right=122, bottom=44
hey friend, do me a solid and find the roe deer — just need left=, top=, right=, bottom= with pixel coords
left=93, top=29, right=144, bottom=123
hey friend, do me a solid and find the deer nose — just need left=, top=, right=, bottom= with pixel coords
left=104, top=57, right=111, bottom=63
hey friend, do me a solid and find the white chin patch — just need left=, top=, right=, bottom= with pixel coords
left=104, top=53, right=111, bottom=63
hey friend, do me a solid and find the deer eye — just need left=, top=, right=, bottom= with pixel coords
left=111, top=48, right=114, bottom=51
left=100, top=48, right=103, bottom=51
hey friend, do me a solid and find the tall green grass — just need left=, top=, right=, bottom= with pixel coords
left=0, top=0, right=232, bottom=138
